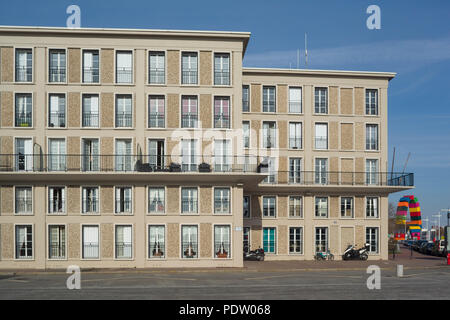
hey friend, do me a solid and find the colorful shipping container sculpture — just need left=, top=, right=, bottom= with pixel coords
left=396, top=195, right=422, bottom=240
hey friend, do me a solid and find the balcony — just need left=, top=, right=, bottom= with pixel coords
left=49, top=67, right=66, bottom=83
left=181, top=114, right=198, bottom=128
left=149, top=69, right=165, bottom=84
left=15, top=112, right=32, bottom=127
left=148, top=113, right=165, bottom=128
left=82, top=113, right=99, bottom=127
left=115, top=112, right=133, bottom=128
left=82, top=67, right=99, bottom=83
left=49, top=112, right=66, bottom=128
left=116, top=68, right=132, bottom=84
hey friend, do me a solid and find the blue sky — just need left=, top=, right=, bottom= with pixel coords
left=1, top=0, right=449, bottom=224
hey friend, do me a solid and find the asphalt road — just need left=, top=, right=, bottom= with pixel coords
left=1, top=266, right=449, bottom=300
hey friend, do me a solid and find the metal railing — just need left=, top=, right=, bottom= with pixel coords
left=83, top=68, right=100, bottom=83
left=214, top=114, right=230, bottom=129
left=289, top=101, right=302, bottom=113
left=82, top=243, right=99, bottom=259
left=181, top=114, right=198, bottom=128
left=182, top=70, right=198, bottom=84
left=214, top=71, right=230, bottom=85
left=314, top=136, right=328, bottom=149
left=49, top=67, right=66, bottom=82
left=49, top=112, right=66, bottom=127
left=15, top=112, right=32, bottom=127
left=115, top=242, right=132, bottom=259
left=15, top=67, right=32, bottom=82
left=263, top=101, right=275, bottom=112
left=149, top=241, right=165, bottom=258
left=181, top=199, right=198, bottom=214
left=289, top=138, right=302, bottom=149
left=82, top=113, right=99, bottom=127
left=214, top=242, right=230, bottom=258
left=149, top=69, right=165, bottom=84
left=82, top=198, right=99, bottom=214
left=116, top=68, right=132, bottom=83
left=148, top=113, right=165, bottom=128
left=182, top=241, right=198, bottom=258
left=49, top=243, right=66, bottom=259
left=214, top=201, right=230, bottom=214
left=115, top=113, right=133, bottom=127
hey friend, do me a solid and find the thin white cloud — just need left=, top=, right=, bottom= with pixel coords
left=244, top=36, right=450, bottom=73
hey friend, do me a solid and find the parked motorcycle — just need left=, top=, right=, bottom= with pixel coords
left=342, top=243, right=369, bottom=261
left=243, top=248, right=265, bottom=261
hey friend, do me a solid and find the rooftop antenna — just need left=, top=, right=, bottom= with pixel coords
left=305, top=33, right=308, bottom=68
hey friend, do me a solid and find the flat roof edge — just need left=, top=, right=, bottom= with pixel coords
left=243, top=67, right=396, bottom=79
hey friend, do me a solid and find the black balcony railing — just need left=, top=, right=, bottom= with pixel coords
left=149, top=241, right=165, bottom=258
left=182, top=70, right=197, bottom=84
left=289, top=138, right=302, bottom=149
left=182, top=241, right=198, bottom=258
left=181, top=114, right=198, bottom=128
left=214, top=71, right=230, bottom=86
left=15, top=67, right=32, bottom=82
left=82, top=243, right=99, bottom=259
left=181, top=199, right=198, bottom=213
left=49, top=112, right=66, bottom=127
left=116, top=68, right=132, bottom=83
left=15, top=112, right=32, bottom=127
left=148, top=113, right=165, bottom=128
left=115, top=242, right=132, bottom=259
left=49, top=242, right=66, bottom=259
left=214, top=114, right=230, bottom=129
left=115, top=113, right=133, bottom=127
left=149, top=69, right=165, bottom=84
left=83, top=68, right=99, bottom=83
left=49, top=67, right=66, bottom=82
left=82, top=113, right=99, bottom=127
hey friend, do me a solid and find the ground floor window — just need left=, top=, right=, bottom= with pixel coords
left=366, top=227, right=379, bottom=253
left=315, top=227, right=328, bottom=253
left=181, top=225, right=198, bottom=258
left=214, top=225, right=231, bottom=258
left=15, top=225, right=33, bottom=259
left=48, top=225, right=66, bottom=259
left=243, top=227, right=250, bottom=253
left=148, top=225, right=165, bottom=258
left=289, top=227, right=303, bottom=254
left=115, top=225, right=132, bottom=259
left=263, top=227, right=276, bottom=254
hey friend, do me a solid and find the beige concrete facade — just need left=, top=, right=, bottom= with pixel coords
left=0, top=26, right=412, bottom=269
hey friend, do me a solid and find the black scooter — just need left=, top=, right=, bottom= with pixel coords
left=243, top=248, right=265, bottom=261
left=342, top=243, right=369, bottom=261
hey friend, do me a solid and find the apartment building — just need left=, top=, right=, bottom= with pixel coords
left=0, top=26, right=413, bottom=269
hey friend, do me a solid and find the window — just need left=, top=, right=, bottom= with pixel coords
left=315, top=197, right=328, bottom=218
left=289, top=196, right=303, bottom=218
left=263, top=196, right=276, bottom=218
left=115, top=187, right=132, bottom=214
left=315, top=227, right=328, bottom=253
left=263, top=227, right=276, bottom=254
left=214, top=140, right=231, bottom=172
left=366, top=159, right=379, bottom=185
left=289, top=158, right=302, bottom=184
left=262, top=121, right=276, bottom=148
left=314, top=87, right=328, bottom=114
left=48, top=225, right=65, bottom=259
left=82, top=187, right=99, bottom=214
left=214, top=225, right=231, bottom=258
left=214, top=97, right=230, bottom=128
left=148, top=139, right=165, bottom=171
left=149, top=52, right=165, bottom=84
left=366, top=197, right=379, bottom=218
left=366, top=124, right=379, bottom=150
left=181, top=96, right=198, bottom=128
left=15, top=93, right=32, bottom=127
left=148, top=187, right=165, bottom=214
left=115, top=94, right=132, bottom=128
left=181, top=139, right=197, bottom=172
left=115, top=225, right=132, bottom=259
left=262, top=86, right=276, bottom=112
left=242, top=85, right=249, bottom=112
left=315, top=123, right=328, bottom=149
left=15, top=138, right=33, bottom=171
left=289, top=122, right=302, bottom=149
left=49, top=49, right=66, bottom=82
left=48, top=138, right=66, bottom=171
left=148, top=95, right=165, bottom=128
left=366, top=227, right=379, bottom=253
left=243, top=121, right=250, bottom=148
left=243, top=196, right=250, bottom=218
left=148, top=225, right=165, bottom=258
left=15, top=187, right=32, bottom=214
left=214, top=53, right=230, bottom=85
left=82, top=139, right=99, bottom=172
left=315, top=158, right=328, bottom=185
left=82, top=225, right=99, bottom=259
left=48, top=187, right=65, bottom=214
left=15, top=225, right=33, bottom=259
left=262, top=157, right=277, bottom=184
left=214, top=188, right=230, bottom=214
left=341, top=197, right=354, bottom=218
left=82, top=94, right=99, bottom=128
left=82, top=50, right=99, bottom=83
left=15, top=49, right=32, bottom=82
left=243, top=227, right=250, bottom=253
left=181, top=187, right=198, bottom=214
left=366, top=89, right=378, bottom=115
left=48, top=94, right=66, bottom=127
left=116, top=51, right=132, bottom=84
left=181, top=225, right=198, bottom=258
left=289, top=227, right=303, bottom=254
left=181, top=52, right=198, bottom=84
left=289, top=87, right=302, bottom=113
left=115, top=139, right=132, bottom=171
